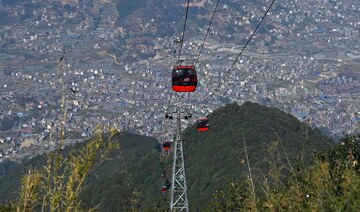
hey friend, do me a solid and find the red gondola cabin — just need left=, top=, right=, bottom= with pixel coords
left=197, top=118, right=210, bottom=132
left=172, top=62, right=197, bottom=92
left=162, top=185, right=167, bottom=193
left=162, top=141, right=171, bottom=151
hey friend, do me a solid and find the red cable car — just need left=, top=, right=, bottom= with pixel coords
left=197, top=118, right=210, bottom=132
left=162, top=141, right=171, bottom=151
left=162, top=185, right=167, bottom=193
left=172, top=61, right=197, bottom=92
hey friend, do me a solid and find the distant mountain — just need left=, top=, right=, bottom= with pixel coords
left=0, top=102, right=333, bottom=210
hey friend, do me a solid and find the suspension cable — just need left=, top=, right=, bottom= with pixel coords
left=166, top=0, right=191, bottom=117
left=195, top=0, right=220, bottom=66
left=187, top=0, right=220, bottom=114
left=178, top=0, right=191, bottom=60
left=205, top=0, right=276, bottom=105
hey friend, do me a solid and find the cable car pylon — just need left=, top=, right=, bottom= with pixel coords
left=170, top=105, right=189, bottom=211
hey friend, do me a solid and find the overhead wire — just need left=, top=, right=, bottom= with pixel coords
left=204, top=0, right=276, bottom=106
left=194, top=0, right=220, bottom=66
left=188, top=0, right=221, bottom=117
left=166, top=0, right=192, bottom=116
left=178, top=0, right=191, bottom=60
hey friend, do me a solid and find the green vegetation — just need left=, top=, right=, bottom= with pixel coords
left=0, top=129, right=163, bottom=211
left=206, top=134, right=360, bottom=211
left=0, top=128, right=118, bottom=211
left=80, top=132, right=163, bottom=211
left=183, top=102, right=333, bottom=210
left=2, top=102, right=358, bottom=211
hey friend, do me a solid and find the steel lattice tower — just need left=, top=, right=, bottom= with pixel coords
left=170, top=107, right=189, bottom=211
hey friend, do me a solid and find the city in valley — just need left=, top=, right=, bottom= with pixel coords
left=0, top=0, right=359, bottom=162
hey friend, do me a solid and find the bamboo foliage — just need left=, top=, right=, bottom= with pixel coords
left=12, top=127, right=119, bottom=211
left=17, top=169, right=43, bottom=212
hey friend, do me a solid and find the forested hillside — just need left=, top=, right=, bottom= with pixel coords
left=0, top=102, right=342, bottom=211
left=182, top=102, right=333, bottom=210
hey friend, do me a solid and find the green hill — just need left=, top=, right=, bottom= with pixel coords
left=182, top=102, right=333, bottom=210
left=80, top=132, right=164, bottom=211
left=79, top=102, right=332, bottom=211
left=0, top=102, right=334, bottom=210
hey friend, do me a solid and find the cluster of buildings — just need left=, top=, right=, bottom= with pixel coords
left=1, top=0, right=360, bottom=162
